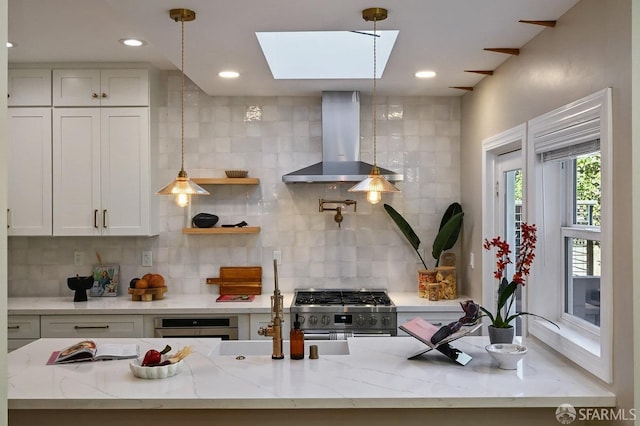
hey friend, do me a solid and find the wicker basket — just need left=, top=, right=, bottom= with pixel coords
left=225, top=170, right=248, bottom=178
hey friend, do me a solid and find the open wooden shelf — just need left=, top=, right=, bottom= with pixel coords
left=192, top=177, right=260, bottom=185
left=182, top=226, right=261, bottom=235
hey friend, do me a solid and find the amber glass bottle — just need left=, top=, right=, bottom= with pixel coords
left=290, top=314, right=304, bottom=360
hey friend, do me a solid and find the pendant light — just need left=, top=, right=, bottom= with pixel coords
left=156, top=8, right=209, bottom=207
left=349, top=7, right=400, bottom=205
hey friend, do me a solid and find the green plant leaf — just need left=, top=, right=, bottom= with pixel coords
left=384, top=204, right=421, bottom=250
left=439, top=202, right=463, bottom=249
left=384, top=204, right=428, bottom=269
left=432, top=211, right=464, bottom=265
left=504, top=312, right=560, bottom=329
left=497, top=280, right=517, bottom=310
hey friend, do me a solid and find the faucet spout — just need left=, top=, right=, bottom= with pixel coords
left=319, top=199, right=357, bottom=228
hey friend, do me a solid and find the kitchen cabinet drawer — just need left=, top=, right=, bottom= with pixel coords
left=8, top=315, right=41, bottom=339
left=41, top=315, right=143, bottom=338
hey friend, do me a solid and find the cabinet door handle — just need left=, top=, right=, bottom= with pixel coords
left=94, top=209, right=99, bottom=228
left=101, top=93, right=107, bottom=98
left=8, top=325, right=19, bottom=330
left=74, top=325, right=110, bottom=329
left=6, top=209, right=9, bottom=229
left=431, top=322, right=443, bottom=326
left=103, top=209, right=108, bottom=228
left=92, top=93, right=99, bottom=98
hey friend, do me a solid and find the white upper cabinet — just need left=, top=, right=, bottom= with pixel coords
left=7, top=108, right=53, bottom=235
left=8, top=69, right=52, bottom=106
left=53, top=69, right=149, bottom=107
left=52, top=107, right=154, bottom=236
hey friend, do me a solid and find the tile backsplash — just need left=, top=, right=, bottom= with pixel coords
left=8, top=71, right=461, bottom=297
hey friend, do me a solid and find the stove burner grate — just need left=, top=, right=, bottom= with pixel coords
left=294, top=290, right=392, bottom=307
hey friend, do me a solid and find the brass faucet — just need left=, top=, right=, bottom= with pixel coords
left=319, top=199, right=357, bottom=228
left=257, top=259, right=284, bottom=359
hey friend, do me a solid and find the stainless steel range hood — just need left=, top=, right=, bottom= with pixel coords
left=282, top=91, right=403, bottom=183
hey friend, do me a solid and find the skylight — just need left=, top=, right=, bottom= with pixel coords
left=256, top=31, right=398, bottom=79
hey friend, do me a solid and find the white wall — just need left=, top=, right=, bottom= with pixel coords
left=460, top=0, right=633, bottom=417
left=8, top=82, right=463, bottom=296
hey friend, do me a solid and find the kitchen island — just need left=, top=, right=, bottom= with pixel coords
left=9, top=336, right=614, bottom=426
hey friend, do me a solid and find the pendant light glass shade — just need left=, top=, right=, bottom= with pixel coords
left=156, top=8, right=209, bottom=207
left=348, top=8, right=400, bottom=204
left=348, top=166, right=399, bottom=204
left=156, top=170, right=209, bottom=207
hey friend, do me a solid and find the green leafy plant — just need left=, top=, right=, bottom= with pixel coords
left=384, top=202, right=463, bottom=270
left=482, top=223, right=559, bottom=329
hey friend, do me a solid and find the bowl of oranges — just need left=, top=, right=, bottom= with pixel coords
left=128, top=273, right=167, bottom=301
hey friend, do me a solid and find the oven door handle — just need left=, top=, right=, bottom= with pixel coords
left=304, top=331, right=353, bottom=340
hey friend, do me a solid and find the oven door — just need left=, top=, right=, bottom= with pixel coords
left=154, top=317, right=239, bottom=340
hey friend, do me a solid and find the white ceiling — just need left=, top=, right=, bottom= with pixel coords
left=8, top=0, right=579, bottom=97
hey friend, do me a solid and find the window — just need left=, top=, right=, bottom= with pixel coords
left=527, top=88, right=612, bottom=383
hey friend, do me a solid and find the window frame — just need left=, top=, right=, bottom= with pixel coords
left=526, top=88, right=613, bottom=383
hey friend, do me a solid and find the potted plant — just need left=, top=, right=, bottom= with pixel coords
left=482, top=222, right=559, bottom=343
left=384, top=202, right=463, bottom=299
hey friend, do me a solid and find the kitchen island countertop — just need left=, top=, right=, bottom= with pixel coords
left=9, top=336, right=614, bottom=411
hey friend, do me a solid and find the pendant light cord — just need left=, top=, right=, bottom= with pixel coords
left=372, top=17, right=378, bottom=167
left=179, top=17, right=186, bottom=173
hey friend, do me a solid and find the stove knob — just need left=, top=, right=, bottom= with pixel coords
left=309, top=315, right=318, bottom=326
left=356, top=315, right=366, bottom=326
left=381, top=316, right=391, bottom=326
left=368, top=316, right=378, bottom=326
left=297, top=315, right=305, bottom=325
left=321, top=315, right=331, bottom=326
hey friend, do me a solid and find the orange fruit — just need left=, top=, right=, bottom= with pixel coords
left=135, top=278, right=149, bottom=289
left=149, top=274, right=165, bottom=288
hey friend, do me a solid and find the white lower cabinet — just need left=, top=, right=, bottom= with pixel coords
left=41, top=315, right=144, bottom=338
left=8, top=315, right=41, bottom=352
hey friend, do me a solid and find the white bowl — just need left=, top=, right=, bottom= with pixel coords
left=485, top=343, right=527, bottom=370
left=129, top=358, right=183, bottom=379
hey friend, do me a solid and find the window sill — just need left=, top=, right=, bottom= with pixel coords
left=529, top=318, right=611, bottom=383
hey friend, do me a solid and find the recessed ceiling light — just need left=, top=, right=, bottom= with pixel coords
left=7, top=41, right=15, bottom=48
left=119, top=38, right=146, bottom=47
left=218, top=71, right=240, bottom=79
left=415, top=70, right=437, bottom=78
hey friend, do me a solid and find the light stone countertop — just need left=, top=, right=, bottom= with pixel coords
left=8, top=293, right=472, bottom=315
left=8, top=336, right=614, bottom=410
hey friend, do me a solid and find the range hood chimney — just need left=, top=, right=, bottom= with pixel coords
left=282, top=91, right=403, bottom=183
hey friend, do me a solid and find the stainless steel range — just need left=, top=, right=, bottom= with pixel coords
left=290, top=289, right=397, bottom=339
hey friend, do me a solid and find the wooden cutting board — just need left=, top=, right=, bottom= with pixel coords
left=206, top=266, right=262, bottom=295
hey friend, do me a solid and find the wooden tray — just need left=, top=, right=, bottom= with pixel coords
left=207, top=266, right=262, bottom=295
left=128, top=286, right=168, bottom=301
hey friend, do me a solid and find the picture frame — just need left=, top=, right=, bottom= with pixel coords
left=90, top=264, right=119, bottom=297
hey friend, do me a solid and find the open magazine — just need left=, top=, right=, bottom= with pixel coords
left=399, top=317, right=482, bottom=350
left=47, top=340, right=139, bottom=365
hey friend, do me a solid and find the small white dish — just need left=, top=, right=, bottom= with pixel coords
left=129, top=358, right=183, bottom=379
left=485, top=343, right=527, bottom=370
